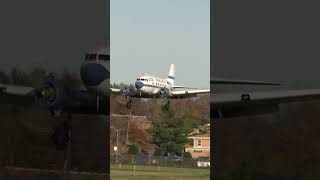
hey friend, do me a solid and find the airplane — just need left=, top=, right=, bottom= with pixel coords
left=211, top=77, right=320, bottom=118
left=110, top=64, right=210, bottom=110
left=0, top=46, right=110, bottom=149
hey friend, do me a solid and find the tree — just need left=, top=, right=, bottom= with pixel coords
left=128, top=144, right=139, bottom=155
left=28, top=67, right=47, bottom=86
left=153, top=148, right=163, bottom=156
left=181, top=111, right=210, bottom=130
left=61, top=68, right=81, bottom=89
left=129, top=122, right=150, bottom=145
left=0, top=69, right=10, bottom=84
left=184, top=152, right=192, bottom=159
left=149, top=109, right=189, bottom=155
left=10, top=67, right=31, bottom=86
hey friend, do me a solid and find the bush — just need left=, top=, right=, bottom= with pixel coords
left=128, top=144, right=139, bottom=155
left=153, top=148, right=163, bottom=156
left=184, top=152, right=192, bottom=159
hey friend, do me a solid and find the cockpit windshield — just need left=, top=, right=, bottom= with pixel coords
left=85, top=53, right=97, bottom=60
left=98, top=54, right=110, bottom=61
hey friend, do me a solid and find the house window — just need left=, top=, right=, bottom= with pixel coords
left=197, top=140, right=202, bottom=146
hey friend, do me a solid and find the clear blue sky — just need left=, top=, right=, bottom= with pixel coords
left=110, top=0, right=210, bottom=88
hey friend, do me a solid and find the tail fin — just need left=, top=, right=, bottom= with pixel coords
left=167, top=64, right=175, bottom=86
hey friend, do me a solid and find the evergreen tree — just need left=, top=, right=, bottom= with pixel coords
left=149, top=108, right=189, bottom=155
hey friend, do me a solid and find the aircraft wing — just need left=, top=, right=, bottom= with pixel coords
left=211, top=78, right=280, bottom=85
left=171, top=89, right=210, bottom=99
left=212, top=89, right=320, bottom=117
left=0, top=83, right=36, bottom=105
left=0, top=83, right=34, bottom=96
left=110, top=88, right=122, bottom=94
left=173, top=85, right=198, bottom=89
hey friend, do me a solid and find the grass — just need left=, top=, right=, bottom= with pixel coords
left=110, top=164, right=210, bottom=180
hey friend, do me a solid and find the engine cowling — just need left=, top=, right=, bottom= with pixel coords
left=160, top=88, right=172, bottom=97
left=34, top=80, right=68, bottom=116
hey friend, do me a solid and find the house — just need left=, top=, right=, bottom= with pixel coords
left=185, top=134, right=210, bottom=159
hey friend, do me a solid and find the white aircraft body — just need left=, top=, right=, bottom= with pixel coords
left=0, top=46, right=110, bottom=149
left=111, top=64, right=210, bottom=109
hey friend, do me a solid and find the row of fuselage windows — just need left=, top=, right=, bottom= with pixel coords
left=85, top=53, right=110, bottom=61
left=137, top=78, right=166, bottom=87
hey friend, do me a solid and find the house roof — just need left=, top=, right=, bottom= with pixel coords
left=188, top=134, right=210, bottom=138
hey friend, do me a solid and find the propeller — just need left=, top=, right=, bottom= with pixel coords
left=160, top=87, right=172, bottom=98
left=33, top=84, right=57, bottom=105
left=27, top=79, right=69, bottom=117
left=122, top=84, right=135, bottom=97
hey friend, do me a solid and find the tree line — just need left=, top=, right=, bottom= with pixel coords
left=0, top=67, right=81, bottom=88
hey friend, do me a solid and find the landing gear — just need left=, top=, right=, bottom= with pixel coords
left=162, top=97, right=171, bottom=111
left=51, top=112, right=72, bottom=150
left=52, top=121, right=71, bottom=150
left=126, top=96, right=133, bottom=109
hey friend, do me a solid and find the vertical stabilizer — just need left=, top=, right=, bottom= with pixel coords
left=167, top=64, right=175, bottom=86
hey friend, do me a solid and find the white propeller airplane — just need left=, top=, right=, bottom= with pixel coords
left=110, top=64, right=210, bottom=110
left=211, top=77, right=320, bottom=118
left=0, top=46, right=110, bottom=149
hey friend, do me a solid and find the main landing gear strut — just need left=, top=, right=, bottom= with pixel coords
left=51, top=111, right=72, bottom=150
left=126, top=96, right=133, bottom=109
left=162, top=97, right=171, bottom=111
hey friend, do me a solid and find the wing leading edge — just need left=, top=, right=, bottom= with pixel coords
left=172, top=89, right=210, bottom=99
left=212, top=88, right=320, bottom=118
left=211, top=78, right=280, bottom=85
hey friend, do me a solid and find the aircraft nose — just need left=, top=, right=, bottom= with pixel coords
left=80, top=63, right=110, bottom=86
left=135, top=81, right=144, bottom=90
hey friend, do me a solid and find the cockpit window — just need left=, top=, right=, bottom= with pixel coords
left=98, top=54, right=110, bottom=61
left=85, top=53, right=97, bottom=60
left=137, top=78, right=140, bottom=81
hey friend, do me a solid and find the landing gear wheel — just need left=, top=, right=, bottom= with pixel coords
left=52, top=121, right=71, bottom=150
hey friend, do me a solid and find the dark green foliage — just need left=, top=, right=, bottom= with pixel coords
left=128, top=144, right=139, bottom=155
left=184, top=152, right=192, bottom=159
left=153, top=148, right=163, bottom=156
left=149, top=108, right=189, bottom=155
left=182, top=111, right=210, bottom=130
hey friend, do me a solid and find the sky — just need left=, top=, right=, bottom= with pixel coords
left=110, top=0, right=210, bottom=88
left=0, top=0, right=109, bottom=74
left=213, top=0, right=320, bottom=91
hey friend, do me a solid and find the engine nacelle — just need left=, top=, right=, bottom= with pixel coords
left=35, top=80, right=68, bottom=116
left=160, top=88, right=172, bottom=97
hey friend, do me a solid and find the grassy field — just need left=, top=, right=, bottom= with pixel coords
left=110, top=164, right=210, bottom=180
